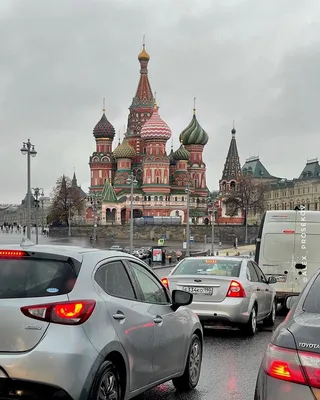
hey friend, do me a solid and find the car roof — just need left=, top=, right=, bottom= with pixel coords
left=0, top=244, right=131, bottom=263
left=182, top=256, right=245, bottom=262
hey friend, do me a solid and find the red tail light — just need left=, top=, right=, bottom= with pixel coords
left=0, top=250, right=28, bottom=257
left=264, top=343, right=320, bottom=388
left=161, top=277, right=169, bottom=290
left=21, top=300, right=96, bottom=325
left=227, top=280, right=246, bottom=297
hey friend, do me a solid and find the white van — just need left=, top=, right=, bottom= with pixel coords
left=255, top=209, right=320, bottom=306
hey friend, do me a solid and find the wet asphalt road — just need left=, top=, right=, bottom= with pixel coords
left=0, top=233, right=281, bottom=400
left=146, top=266, right=283, bottom=400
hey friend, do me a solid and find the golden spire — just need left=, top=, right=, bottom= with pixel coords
left=102, top=98, right=106, bottom=114
left=193, top=97, right=196, bottom=115
left=138, top=35, right=150, bottom=61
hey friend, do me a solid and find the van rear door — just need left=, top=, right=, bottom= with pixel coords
left=293, top=211, right=320, bottom=292
left=260, top=212, right=296, bottom=294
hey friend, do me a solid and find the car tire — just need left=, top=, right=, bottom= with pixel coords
left=172, top=334, right=202, bottom=392
left=263, top=300, right=276, bottom=327
left=89, top=360, right=121, bottom=400
left=242, top=305, right=257, bottom=336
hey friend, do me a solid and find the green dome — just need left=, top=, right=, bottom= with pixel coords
left=179, top=113, right=209, bottom=146
left=113, top=139, right=136, bottom=159
left=173, top=144, right=190, bottom=161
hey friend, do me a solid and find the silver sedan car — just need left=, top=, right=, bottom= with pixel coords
left=0, top=244, right=203, bottom=399
left=162, top=256, right=277, bottom=335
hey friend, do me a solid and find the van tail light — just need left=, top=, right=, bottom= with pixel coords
left=264, top=343, right=320, bottom=389
left=21, top=300, right=96, bottom=325
left=161, top=277, right=169, bottom=290
left=227, top=280, right=246, bottom=297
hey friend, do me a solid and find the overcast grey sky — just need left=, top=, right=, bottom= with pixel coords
left=1, top=0, right=320, bottom=203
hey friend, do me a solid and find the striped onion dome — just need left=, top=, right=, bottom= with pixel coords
left=140, top=105, right=172, bottom=140
left=179, top=112, right=208, bottom=146
left=93, top=112, right=115, bottom=139
left=173, top=144, right=190, bottom=161
left=113, top=139, right=136, bottom=159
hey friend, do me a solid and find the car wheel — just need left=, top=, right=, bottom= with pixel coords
left=242, top=305, right=257, bottom=336
left=89, top=360, right=121, bottom=400
left=263, top=300, right=276, bottom=327
left=172, top=334, right=202, bottom=392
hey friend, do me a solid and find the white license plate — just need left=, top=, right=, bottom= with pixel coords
left=276, top=276, right=287, bottom=283
left=182, top=286, right=213, bottom=295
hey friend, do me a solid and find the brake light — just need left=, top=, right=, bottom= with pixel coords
left=264, top=343, right=320, bottom=388
left=21, top=300, right=96, bottom=325
left=0, top=250, right=28, bottom=257
left=227, top=280, right=246, bottom=297
left=161, top=277, right=169, bottom=289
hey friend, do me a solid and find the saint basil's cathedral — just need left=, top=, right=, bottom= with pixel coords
left=87, top=44, right=210, bottom=225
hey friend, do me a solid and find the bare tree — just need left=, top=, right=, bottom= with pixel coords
left=48, top=175, right=85, bottom=226
left=224, top=175, right=268, bottom=223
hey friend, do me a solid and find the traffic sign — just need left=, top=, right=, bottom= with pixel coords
left=189, top=236, right=194, bottom=243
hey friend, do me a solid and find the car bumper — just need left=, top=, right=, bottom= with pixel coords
left=255, top=369, right=315, bottom=399
left=188, top=297, right=251, bottom=325
left=0, top=325, right=101, bottom=400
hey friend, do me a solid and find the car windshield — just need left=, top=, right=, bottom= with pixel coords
left=0, top=258, right=78, bottom=299
left=172, top=259, right=241, bottom=277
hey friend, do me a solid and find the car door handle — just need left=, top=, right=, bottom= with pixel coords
left=256, top=287, right=261, bottom=291
left=113, top=312, right=125, bottom=321
left=265, top=288, right=269, bottom=292
left=154, top=316, right=163, bottom=324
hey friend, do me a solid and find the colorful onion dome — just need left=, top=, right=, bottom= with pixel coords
left=173, top=144, right=190, bottom=161
left=113, top=139, right=136, bottom=159
left=93, top=112, right=115, bottom=139
left=179, top=111, right=208, bottom=146
left=138, top=44, right=150, bottom=61
left=141, top=104, right=172, bottom=140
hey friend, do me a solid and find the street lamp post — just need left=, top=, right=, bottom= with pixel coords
left=88, top=193, right=101, bottom=243
left=127, top=173, right=138, bottom=254
left=185, top=184, right=191, bottom=257
left=40, top=190, right=44, bottom=233
left=32, top=188, right=43, bottom=244
left=68, top=202, right=72, bottom=237
left=245, top=206, right=248, bottom=244
left=207, top=196, right=216, bottom=256
left=20, top=139, right=37, bottom=240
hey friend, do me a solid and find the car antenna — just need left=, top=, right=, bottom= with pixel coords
left=20, top=238, right=35, bottom=247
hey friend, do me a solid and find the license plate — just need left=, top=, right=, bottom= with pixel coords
left=182, top=286, right=213, bottom=295
left=276, top=276, right=287, bottom=283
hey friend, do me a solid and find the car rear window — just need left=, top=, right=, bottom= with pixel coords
left=172, top=259, right=241, bottom=277
left=303, top=273, right=320, bottom=313
left=0, top=258, right=78, bottom=299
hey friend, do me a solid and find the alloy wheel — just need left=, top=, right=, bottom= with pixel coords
left=97, top=371, right=118, bottom=400
left=189, top=340, right=201, bottom=384
left=271, top=302, right=276, bottom=323
left=251, top=308, right=257, bottom=333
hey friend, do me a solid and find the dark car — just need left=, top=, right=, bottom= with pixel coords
left=255, top=269, right=320, bottom=399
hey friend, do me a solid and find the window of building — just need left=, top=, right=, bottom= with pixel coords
left=175, top=197, right=178, bottom=202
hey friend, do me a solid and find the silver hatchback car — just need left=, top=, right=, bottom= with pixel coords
left=162, top=256, right=277, bottom=335
left=0, top=245, right=203, bottom=399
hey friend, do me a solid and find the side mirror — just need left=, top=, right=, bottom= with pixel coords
left=171, top=289, right=193, bottom=312
left=295, top=263, right=306, bottom=270
left=268, top=276, right=277, bottom=284
left=286, top=296, right=298, bottom=310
